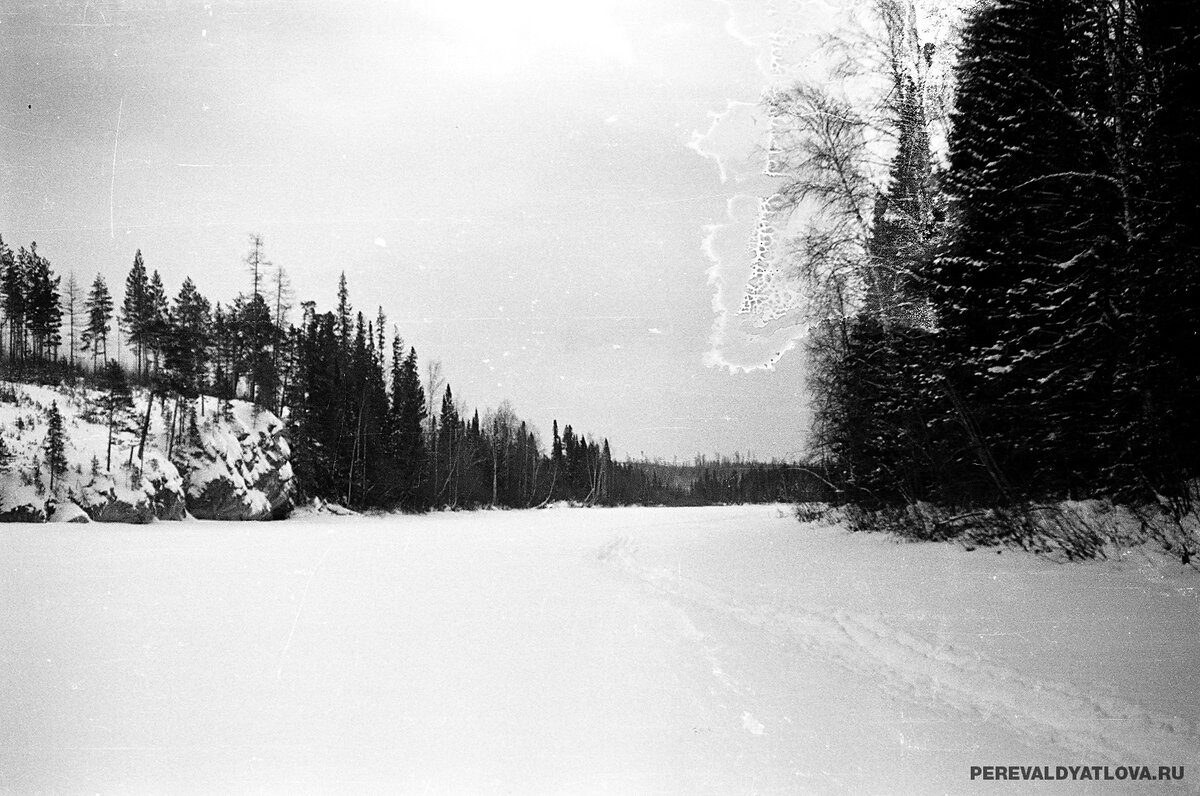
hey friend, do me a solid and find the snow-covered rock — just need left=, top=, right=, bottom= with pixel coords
left=46, top=500, right=90, bottom=523
left=0, top=481, right=45, bottom=522
left=287, top=497, right=358, bottom=519
left=0, top=382, right=292, bottom=523
left=180, top=401, right=293, bottom=521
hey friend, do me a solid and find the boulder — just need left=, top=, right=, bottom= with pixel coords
left=184, top=404, right=294, bottom=521
left=76, top=460, right=187, bottom=524
left=47, top=502, right=91, bottom=523
left=0, top=476, right=46, bottom=523
left=0, top=503, right=45, bottom=523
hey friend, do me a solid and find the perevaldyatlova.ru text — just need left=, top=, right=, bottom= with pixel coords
left=970, top=765, right=1184, bottom=782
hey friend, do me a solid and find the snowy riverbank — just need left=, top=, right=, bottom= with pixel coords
left=1, top=505, right=1195, bottom=793
left=0, top=382, right=293, bottom=522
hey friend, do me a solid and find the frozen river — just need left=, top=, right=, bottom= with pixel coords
left=2, top=505, right=1197, bottom=793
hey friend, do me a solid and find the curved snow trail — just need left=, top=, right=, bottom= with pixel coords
left=600, top=534, right=1199, bottom=773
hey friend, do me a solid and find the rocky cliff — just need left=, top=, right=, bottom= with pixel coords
left=0, top=382, right=293, bottom=523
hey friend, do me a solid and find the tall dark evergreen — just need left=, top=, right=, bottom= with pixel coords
left=935, top=0, right=1132, bottom=498
left=1, top=240, right=28, bottom=363
left=437, top=384, right=461, bottom=505
left=160, top=277, right=213, bottom=455
left=144, top=270, right=170, bottom=376
left=288, top=310, right=344, bottom=501
left=236, top=292, right=280, bottom=409
left=82, top=275, right=114, bottom=372
left=43, top=401, right=67, bottom=493
left=392, top=343, right=427, bottom=509
left=122, top=251, right=150, bottom=377
left=336, top=272, right=352, bottom=350
left=1110, top=0, right=1200, bottom=502
left=798, top=0, right=1200, bottom=524
left=21, top=244, right=62, bottom=364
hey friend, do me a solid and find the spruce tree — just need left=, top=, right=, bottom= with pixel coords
left=144, top=270, right=170, bottom=376
left=1, top=241, right=28, bottom=363
left=1110, top=0, right=1200, bottom=501
left=336, top=272, right=352, bottom=351
left=0, top=235, right=13, bottom=362
left=438, top=384, right=460, bottom=504
left=392, top=346, right=426, bottom=509
left=122, top=251, right=149, bottom=377
left=44, top=401, right=67, bottom=493
left=21, top=244, right=61, bottom=365
left=934, top=0, right=1122, bottom=498
left=289, top=311, right=343, bottom=502
left=551, top=420, right=563, bottom=469
left=238, top=292, right=278, bottom=409
left=165, top=277, right=212, bottom=398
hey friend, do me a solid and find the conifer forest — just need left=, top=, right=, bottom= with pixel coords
left=3, top=0, right=1198, bottom=528
left=786, top=0, right=1199, bottom=532
left=1, top=235, right=823, bottom=512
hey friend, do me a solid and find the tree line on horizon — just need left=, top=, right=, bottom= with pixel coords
left=787, top=0, right=1198, bottom=525
left=0, top=234, right=828, bottom=511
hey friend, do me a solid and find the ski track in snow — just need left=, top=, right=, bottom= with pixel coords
left=600, top=532, right=1200, bottom=777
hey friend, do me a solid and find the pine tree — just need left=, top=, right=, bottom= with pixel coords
left=161, top=278, right=212, bottom=453
left=82, top=275, right=114, bottom=372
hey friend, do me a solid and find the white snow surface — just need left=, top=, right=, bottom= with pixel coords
left=1, top=505, right=1197, bottom=794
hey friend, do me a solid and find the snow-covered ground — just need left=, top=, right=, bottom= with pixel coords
left=1, top=506, right=1197, bottom=794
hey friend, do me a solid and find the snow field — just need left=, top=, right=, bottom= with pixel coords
left=1, top=505, right=1197, bottom=794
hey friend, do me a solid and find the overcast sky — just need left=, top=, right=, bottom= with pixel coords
left=1, top=0, right=830, bottom=461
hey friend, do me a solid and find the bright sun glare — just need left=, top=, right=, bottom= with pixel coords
left=423, top=0, right=635, bottom=76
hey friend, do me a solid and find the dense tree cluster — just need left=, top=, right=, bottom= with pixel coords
left=2, top=238, right=63, bottom=371
left=3, top=233, right=804, bottom=512
left=798, top=0, right=1200, bottom=515
left=689, top=461, right=833, bottom=505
